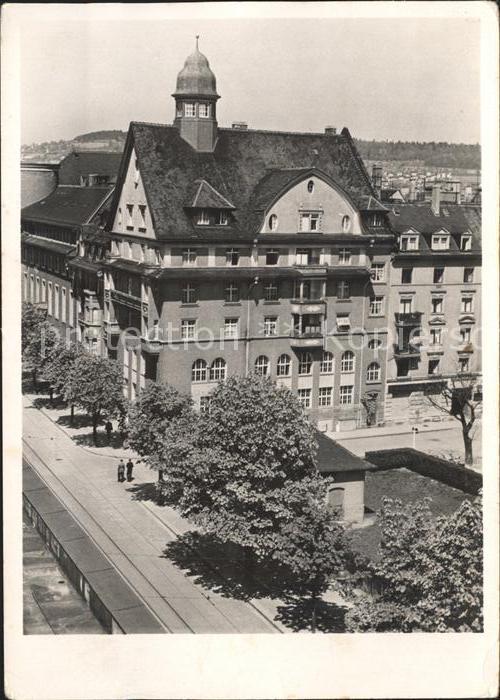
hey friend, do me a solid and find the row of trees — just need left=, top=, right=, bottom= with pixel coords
left=355, top=139, right=480, bottom=170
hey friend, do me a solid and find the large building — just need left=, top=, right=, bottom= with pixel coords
left=21, top=41, right=481, bottom=433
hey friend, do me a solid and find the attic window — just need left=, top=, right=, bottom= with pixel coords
left=460, top=234, right=472, bottom=251
left=268, top=214, right=278, bottom=231
left=300, top=212, right=321, bottom=233
left=307, top=180, right=314, bottom=193
left=371, top=213, right=383, bottom=227
left=342, top=215, right=351, bottom=232
left=432, top=234, right=450, bottom=250
left=218, top=211, right=228, bottom=226
left=197, top=210, right=210, bottom=225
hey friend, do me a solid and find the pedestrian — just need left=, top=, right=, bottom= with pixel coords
left=126, top=458, right=134, bottom=482
left=105, top=420, right=113, bottom=441
left=117, top=458, right=125, bottom=483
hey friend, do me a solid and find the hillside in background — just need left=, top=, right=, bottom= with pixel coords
left=21, top=130, right=480, bottom=171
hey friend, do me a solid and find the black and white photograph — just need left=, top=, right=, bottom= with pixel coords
left=3, top=2, right=499, bottom=698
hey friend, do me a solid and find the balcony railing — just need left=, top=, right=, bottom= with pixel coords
left=394, top=311, right=423, bottom=328
left=393, top=342, right=421, bottom=358
left=290, top=330, right=324, bottom=348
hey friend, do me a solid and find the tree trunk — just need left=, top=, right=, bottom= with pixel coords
left=32, top=368, right=38, bottom=391
left=311, top=593, right=317, bottom=634
left=243, top=545, right=255, bottom=588
left=92, top=413, right=98, bottom=445
left=463, top=431, right=473, bottom=466
left=70, top=405, right=75, bottom=426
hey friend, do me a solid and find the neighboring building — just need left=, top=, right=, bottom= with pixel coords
left=99, top=41, right=395, bottom=431
left=21, top=185, right=114, bottom=348
left=57, top=151, right=123, bottom=187
left=316, top=431, right=376, bottom=524
left=385, top=188, right=481, bottom=424
left=423, top=179, right=461, bottom=204
left=380, top=188, right=406, bottom=204
left=21, top=162, right=59, bottom=207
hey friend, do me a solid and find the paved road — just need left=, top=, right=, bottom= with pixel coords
left=335, top=424, right=482, bottom=467
left=23, top=399, right=283, bottom=634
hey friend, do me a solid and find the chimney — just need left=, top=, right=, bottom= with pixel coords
left=408, top=174, right=417, bottom=202
left=324, top=126, right=336, bottom=135
left=231, top=121, right=248, bottom=130
left=431, top=183, right=441, bottom=215
left=371, top=164, right=383, bottom=198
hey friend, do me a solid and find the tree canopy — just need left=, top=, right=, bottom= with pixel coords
left=43, top=341, right=84, bottom=397
left=346, top=495, right=483, bottom=632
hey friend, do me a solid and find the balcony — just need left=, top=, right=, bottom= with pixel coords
left=290, top=331, right=324, bottom=349
left=103, top=319, right=120, bottom=336
left=393, top=342, right=421, bottom=359
left=394, top=311, right=423, bottom=328
left=290, top=299, right=326, bottom=315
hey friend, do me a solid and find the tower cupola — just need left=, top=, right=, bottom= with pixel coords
left=172, top=37, right=219, bottom=152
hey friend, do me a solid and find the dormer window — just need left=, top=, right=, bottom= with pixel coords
left=432, top=234, right=450, bottom=250
left=371, top=214, right=383, bottom=227
left=300, top=212, right=321, bottom=232
left=268, top=214, right=278, bottom=231
left=460, top=234, right=472, bottom=251
left=197, top=210, right=210, bottom=225
left=400, top=234, right=419, bottom=251
left=184, top=103, right=196, bottom=117
left=218, top=211, right=228, bottom=226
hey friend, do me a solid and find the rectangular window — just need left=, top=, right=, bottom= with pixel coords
left=432, top=234, right=450, bottom=250
left=459, top=357, right=470, bottom=373
left=264, top=282, right=279, bottom=301
left=224, top=318, right=239, bottom=339
left=297, top=388, right=312, bottom=409
left=370, top=263, right=385, bottom=281
left=338, top=248, right=351, bottom=265
left=428, top=359, right=440, bottom=375
left=69, top=290, right=74, bottom=327
left=433, top=267, right=444, bottom=284
left=318, top=387, right=333, bottom=407
left=295, top=248, right=309, bottom=265
left=401, top=268, right=413, bottom=284
left=430, top=328, right=442, bottom=345
left=226, top=248, right=239, bottom=266
left=224, top=282, right=240, bottom=303
left=266, top=249, right=279, bottom=266
left=461, top=297, right=473, bottom=313
left=182, top=248, right=197, bottom=265
left=399, top=297, right=413, bottom=313
left=320, top=353, right=334, bottom=374
left=340, top=385, right=354, bottom=405
left=431, top=297, right=443, bottom=314
left=182, top=284, right=197, bottom=304
left=336, top=314, right=351, bottom=332
left=369, top=296, right=384, bottom=316
left=460, top=234, right=472, bottom=251
left=181, top=319, right=196, bottom=340
left=337, top=281, right=350, bottom=299
left=400, top=235, right=419, bottom=251
left=464, top=267, right=474, bottom=283
left=218, top=211, right=228, bottom=225
left=300, top=212, right=321, bottom=232
left=126, top=204, right=134, bottom=230
left=264, top=317, right=278, bottom=336
left=298, top=353, right=312, bottom=375
left=41, top=279, right=46, bottom=303
left=61, top=288, right=67, bottom=323
left=198, top=103, right=210, bottom=118
left=54, top=285, right=60, bottom=319
left=460, top=327, right=472, bottom=344
left=138, top=205, right=147, bottom=232
left=184, top=103, right=196, bottom=117
left=197, top=210, right=210, bottom=225
left=47, top=282, right=53, bottom=315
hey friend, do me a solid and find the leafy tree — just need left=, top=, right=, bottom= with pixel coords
left=64, top=354, right=126, bottom=444
left=44, top=341, right=84, bottom=416
left=425, top=376, right=482, bottom=465
left=159, top=374, right=318, bottom=557
left=345, top=495, right=483, bottom=632
left=127, top=381, right=195, bottom=472
left=22, top=305, right=60, bottom=389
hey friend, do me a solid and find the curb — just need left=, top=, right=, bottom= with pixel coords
left=330, top=422, right=457, bottom=442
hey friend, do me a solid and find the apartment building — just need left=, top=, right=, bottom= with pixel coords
left=95, top=41, right=394, bottom=431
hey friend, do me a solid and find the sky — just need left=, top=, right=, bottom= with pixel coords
left=18, top=7, right=481, bottom=145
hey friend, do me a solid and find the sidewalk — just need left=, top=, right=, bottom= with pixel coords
left=327, top=418, right=456, bottom=442
left=23, top=394, right=288, bottom=633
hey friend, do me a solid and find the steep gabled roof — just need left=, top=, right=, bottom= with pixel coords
left=315, top=432, right=376, bottom=474
left=108, top=122, right=381, bottom=241
left=58, top=151, right=123, bottom=185
left=21, top=186, right=114, bottom=227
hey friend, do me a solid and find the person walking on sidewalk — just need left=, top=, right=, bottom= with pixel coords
left=126, top=459, right=134, bottom=482
left=117, top=459, right=125, bottom=483
left=105, top=420, right=113, bottom=442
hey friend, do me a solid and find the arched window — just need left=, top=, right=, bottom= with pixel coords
left=342, top=215, right=351, bottom=232
left=191, top=359, right=207, bottom=383
left=307, top=180, right=314, bottom=193
left=366, top=362, right=381, bottom=382
left=210, top=357, right=227, bottom=381
left=268, top=214, right=278, bottom=231
left=320, top=351, right=334, bottom=374
left=298, top=352, right=312, bottom=375
left=341, top=351, right=355, bottom=373
left=368, top=338, right=382, bottom=349
left=277, top=354, right=291, bottom=377
left=327, top=487, right=345, bottom=516
left=255, top=355, right=269, bottom=376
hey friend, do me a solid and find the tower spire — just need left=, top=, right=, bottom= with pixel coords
left=195, top=34, right=199, bottom=51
